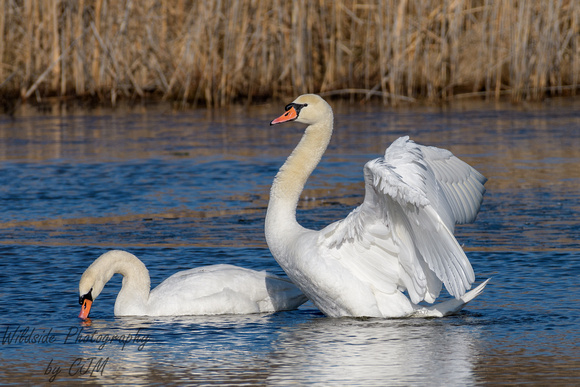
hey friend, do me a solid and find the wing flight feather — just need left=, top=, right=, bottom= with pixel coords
left=319, top=136, right=486, bottom=302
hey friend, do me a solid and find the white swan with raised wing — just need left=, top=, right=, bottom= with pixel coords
left=266, top=94, right=489, bottom=318
left=78, top=250, right=307, bottom=318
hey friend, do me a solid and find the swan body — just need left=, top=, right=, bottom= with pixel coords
left=266, top=94, right=488, bottom=318
left=78, top=250, right=307, bottom=318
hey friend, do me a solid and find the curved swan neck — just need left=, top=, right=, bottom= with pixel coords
left=266, top=117, right=333, bottom=232
left=83, top=250, right=151, bottom=303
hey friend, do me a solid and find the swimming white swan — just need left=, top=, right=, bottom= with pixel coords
left=78, top=250, right=307, bottom=318
left=266, top=94, right=489, bottom=318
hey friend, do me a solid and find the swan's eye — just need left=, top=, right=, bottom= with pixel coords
left=79, top=288, right=93, bottom=305
left=285, top=103, right=308, bottom=114
left=285, top=103, right=308, bottom=112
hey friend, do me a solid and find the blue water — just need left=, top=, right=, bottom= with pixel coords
left=0, top=99, right=579, bottom=385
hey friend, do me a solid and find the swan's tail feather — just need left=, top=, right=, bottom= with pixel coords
left=412, top=278, right=490, bottom=318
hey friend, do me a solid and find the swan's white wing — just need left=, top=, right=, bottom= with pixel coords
left=418, top=143, right=487, bottom=229
left=150, top=264, right=306, bottom=315
left=319, top=136, right=486, bottom=303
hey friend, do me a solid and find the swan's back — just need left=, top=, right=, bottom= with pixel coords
left=148, top=264, right=306, bottom=315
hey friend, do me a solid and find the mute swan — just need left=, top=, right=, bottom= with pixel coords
left=78, top=250, right=307, bottom=318
left=266, top=94, right=489, bottom=318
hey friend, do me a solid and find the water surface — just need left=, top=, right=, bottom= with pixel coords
left=0, top=99, right=579, bottom=385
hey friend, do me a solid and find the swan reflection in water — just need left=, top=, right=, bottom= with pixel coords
left=266, top=315, right=482, bottom=386
left=69, top=312, right=480, bottom=385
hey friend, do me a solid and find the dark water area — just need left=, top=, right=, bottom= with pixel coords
left=0, top=98, right=579, bottom=385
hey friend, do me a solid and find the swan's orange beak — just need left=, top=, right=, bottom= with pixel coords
left=270, top=106, right=298, bottom=125
left=79, top=298, right=92, bottom=319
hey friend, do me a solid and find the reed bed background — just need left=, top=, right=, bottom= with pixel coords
left=0, top=0, right=579, bottom=108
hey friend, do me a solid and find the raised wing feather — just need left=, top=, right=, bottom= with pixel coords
left=419, top=144, right=487, bottom=228
left=320, top=136, right=486, bottom=303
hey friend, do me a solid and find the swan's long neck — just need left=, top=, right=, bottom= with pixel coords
left=266, top=117, right=333, bottom=244
left=86, top=251, right=151, bottom=311
left=115, top=254, right=151, bottom=309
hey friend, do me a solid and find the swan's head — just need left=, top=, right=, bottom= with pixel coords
left=78, top=251, right=117, bottom=319
left=78, top=267, right=106, bottom=320
left=270, top=94, right=333, bottom=126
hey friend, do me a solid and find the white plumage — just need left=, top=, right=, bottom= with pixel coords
left=78, top=250, right=307, bottom=318
left=266, top=94, right=489, bottom=318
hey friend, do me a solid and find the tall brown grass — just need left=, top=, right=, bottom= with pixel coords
left=0, top=0, right=578, bottom=107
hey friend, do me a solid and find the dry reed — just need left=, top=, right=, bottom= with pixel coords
left=0, top=0, right=578, bottom=107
